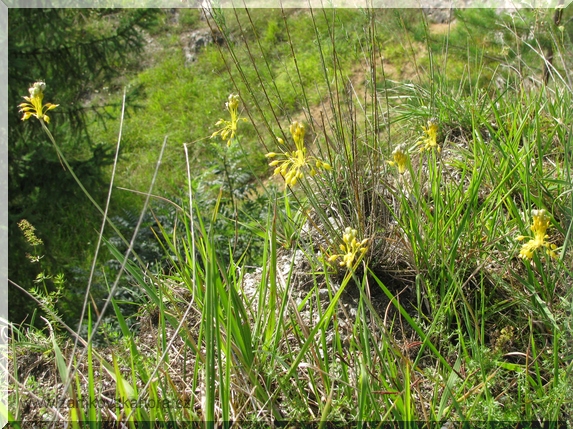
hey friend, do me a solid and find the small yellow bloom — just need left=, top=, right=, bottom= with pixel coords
left=517, top=209, right=558, bottom=261
left=211, top=93, right=247, bottom=146
left=19, top=82, right=59, bottom=123
left=265, top=121, right=331, bottom=187
left=416, top=119, right=440, bottom=152
left=386, top=143, right=409, bottom=174
left=328, top=227, right=369, bottom=270
left=17, top=219, right=43, bottom=247
left=18, top=219, right=44, bottom=263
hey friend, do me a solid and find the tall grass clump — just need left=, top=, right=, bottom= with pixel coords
left=7, top=6, right=573, bottom=427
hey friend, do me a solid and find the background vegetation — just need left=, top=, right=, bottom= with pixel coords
left=7, top=6, right=573, bottom=426
left=8, top=8, right=162, bottom=326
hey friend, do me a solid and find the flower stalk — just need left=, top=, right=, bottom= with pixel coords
left=517, top=209, right=558, bottom=261
left=211, top=93, right=247, bottom=147
left=416, top=119, right=440, bottom=153
left=328, top=227, right=369, bottom=270
left=266, top=121, right=331, bottom=187
left=386, top=143, right=409, bottom=174
left=19, top=81, right=59, bottom=123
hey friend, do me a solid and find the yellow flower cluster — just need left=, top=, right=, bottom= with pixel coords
left=18, top=219, right=44, bottom=263
left=211, top=94, right=247, bottom=146
left=266, top=121, right=331, bottom=187
left=416, top=119, right=440, bottom=152
left=517, top=209, right=558, bottom=261
left=386, top=119, right=441, bottom=174
left=386, top=143, right=409, bottom=174
left=328, top=227, right=369, bottom=270
left=17, top=219, right=43, bottom=247
left=19, top=81, right=59, bottom=123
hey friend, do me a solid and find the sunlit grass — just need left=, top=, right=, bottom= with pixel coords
left=7, top=6, right=573, bottom=427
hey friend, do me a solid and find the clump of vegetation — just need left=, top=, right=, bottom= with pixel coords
left=7, top=6, right=573, bottom=427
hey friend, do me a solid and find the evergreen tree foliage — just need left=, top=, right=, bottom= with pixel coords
left=8, top=8, right=162, bottom=326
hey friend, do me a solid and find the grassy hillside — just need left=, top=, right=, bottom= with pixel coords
left=8, top=6, right=573, bottom=426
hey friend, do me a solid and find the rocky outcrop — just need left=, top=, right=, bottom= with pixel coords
left=182, top=28, right=225, bottom=66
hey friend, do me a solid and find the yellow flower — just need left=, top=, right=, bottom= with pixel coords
left=18, top=219, right=44, bottom=263
left=386, top=143, right=409, bottom=174
left=17, top=219, right=43, bottom=247
left=19, top=82, right=59, bottom=123
left=416, top=119, right=440, bottom=152
left=211, top=93, right=247, bottom=146
left=327, top=227, right=369, bottom=270
left=265, top=121, right=331, bottom=187
left=517, top=209, right=558, bottom=261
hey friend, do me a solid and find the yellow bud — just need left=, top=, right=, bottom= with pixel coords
left=227, top=94, right=239, bottom=110
left=30, top=81, right=46, bottom=96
